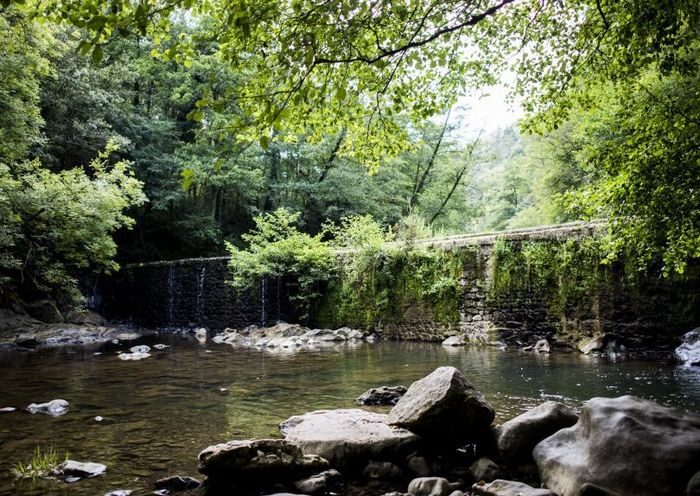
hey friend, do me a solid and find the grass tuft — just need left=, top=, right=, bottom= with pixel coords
left=12, top=446, right=69, bottom=479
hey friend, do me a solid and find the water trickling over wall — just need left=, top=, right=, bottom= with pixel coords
left=100, top=257, right=292, bottom=329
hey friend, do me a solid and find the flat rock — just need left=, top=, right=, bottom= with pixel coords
left=281, top=409, right=420, bottom=470
left=675, top=328, right=700, bottom=366
left=497, top=401, right=577, bottom=463
left=56, top=460, right=107, bottom=479
left=533, top=395, right=700, bottom=496
left=472, top=479, right=555, bottom=496
left=387, top=366, right=494, bottom=443
left=26, top=399, right=69, bottom=416
left=118, top=351, right=150, bottom=360
left=0, top=407, right=16, bottom=413
left=198, top=438, right=328, bottom=482
left=356, top=386, right=407, bottom=406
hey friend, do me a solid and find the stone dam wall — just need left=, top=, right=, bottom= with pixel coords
left=100, top=222, right=700, bottom=349
left=99, top=257, right=294, bottom=330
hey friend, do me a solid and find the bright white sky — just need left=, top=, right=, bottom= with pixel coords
left=452, top=81, right=524, bottom=139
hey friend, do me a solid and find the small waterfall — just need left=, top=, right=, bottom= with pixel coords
left=167, top=265, right=175, bottom=325
left=196, top=266, right=206, bottom=325
left=86, top=276, right=102, bottom=311
left=276, top=275, right=281, bottom=323
left=260, top=276, right=267, bottom=327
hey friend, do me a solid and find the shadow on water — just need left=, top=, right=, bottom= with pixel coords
left=0, top=337, right=698, bottom=495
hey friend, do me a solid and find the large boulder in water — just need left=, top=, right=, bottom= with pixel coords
left=280, top=409, right=420, bottom=470
left=533, top=395, right=700, bottom=496
left=675, top=328, right=700, bottom=366
left=497, top=401, right=577, bottom=463
left=198, top=438, right=328, bottom=482
left=387, top=366, right=494, bottom=443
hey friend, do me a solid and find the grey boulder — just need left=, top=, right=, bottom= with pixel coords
left=533, top=395, right=700, bottom=496
left=472, top=479, right=555, bottom=496
left=198, top=438, right=328, bottom=481
left=407, top=477, right=461, bottom=496
left=55, top=460, right=107, bottom=479
left=26, top=399, right=69, bottom=416
left=281, top=408, right=420, bottom=470
left=675, top=328, right=700, bottom=366
left=387, top=366, right=494, bottom=442
left=497, top=401, right=577, bottom=463
left=356, top=385, right=408, bottom=406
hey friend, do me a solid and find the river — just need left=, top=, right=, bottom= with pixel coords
left=0, top=335, right=698, bottom=495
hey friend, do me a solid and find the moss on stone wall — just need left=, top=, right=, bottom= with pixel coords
left=313, top=245, right=473, bottom=330
left=488, top=236, right=615, bottom=317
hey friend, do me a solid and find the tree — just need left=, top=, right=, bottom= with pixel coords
left=0, top=144, right=145, bottom=304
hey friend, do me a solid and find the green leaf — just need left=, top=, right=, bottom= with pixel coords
left=91, top=45, right=103, bottom=64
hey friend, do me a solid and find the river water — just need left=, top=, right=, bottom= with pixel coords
left=0, top=335, right=698, bottom=495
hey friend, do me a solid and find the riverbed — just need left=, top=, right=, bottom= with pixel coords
left=0, top=335, right=698, bottom=495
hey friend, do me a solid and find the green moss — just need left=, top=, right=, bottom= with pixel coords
left=314, top=245, right=472, bottom=330
left=487, top=236, right=614, bottom=316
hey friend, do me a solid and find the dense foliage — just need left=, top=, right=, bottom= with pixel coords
left=0, top=0, right=698, bottom=308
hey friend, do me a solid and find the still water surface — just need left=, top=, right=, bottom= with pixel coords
left=0, top=335, right=698, bottom=495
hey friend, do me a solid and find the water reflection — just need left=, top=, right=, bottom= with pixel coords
left=0, top=338, right=697, bottom=495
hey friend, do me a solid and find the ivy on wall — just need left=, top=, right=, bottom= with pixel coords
left=488, top=236, right=614, bottom=316
left=314, top=245, right=472, bottom=330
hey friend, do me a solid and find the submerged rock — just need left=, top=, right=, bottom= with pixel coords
left=407, top=477, right=461, bottom=496
left=104, top=491, right=132, bottom=496
left=198, top=438, right=328, bottom=482
left=26, top=399, right=69, bottom=416
left=129, top=345, right=151, bottom=354
left=497, top=401, right=577, bottom=463
left=675, top=328, right=700, bottom=366
left=387, top=366, right=494, bottom=443
left=356, top=386, right=408, bottom=406
left=533, top=395, right=700, bottom=496
left=55, top=460, right=107, bottom=479
left=154, top=475, right=202, bottom=491
left=0, top=407, right=16, bottom=413
left=281, top=409, right=420, bottom=470
left=472, top=479, right=555, bottom=496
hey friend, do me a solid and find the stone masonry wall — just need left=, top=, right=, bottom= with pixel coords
left=100, top=222, right=699, bottom=348
left=99, top=257, right=294, bottom=329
